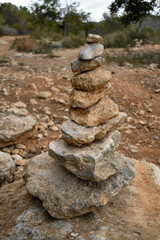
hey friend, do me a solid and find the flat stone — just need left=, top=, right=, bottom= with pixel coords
left=70, top=84, right=111, bottom=108
left=71, top=69, right=111, bottom=91
left=62, top=113, right=127, bottom=146
left=14, top=101, right=27, bottom=108
left=0, top=152, right=15, bottom=183
left=70, top=96, right=119, bottom=127
left=87, top=34, right=102, bottom=43
left=78, top=44, right=104, bottom=60
left=49, top=131, right=121, bottom=182
left=25, top=152, right=135, bottom=219
left=71, top=57, right=105, bottom=73
left=37, top=91, right=52, bottom=99
left=0, top=113, right=36, bottom=148
left=7, top=107, right=28, bottom=117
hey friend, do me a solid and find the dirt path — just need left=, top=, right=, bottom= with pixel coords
left=0, top=36, right=160, bottom=166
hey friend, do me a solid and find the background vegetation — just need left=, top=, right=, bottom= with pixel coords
left=0, top=0, right=160, bottom=50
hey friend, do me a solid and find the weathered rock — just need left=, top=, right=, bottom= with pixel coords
left=78, top=44, right=104, bottom=61
left=0, top=112, right=36, bottom=148
left=62, top=113, right=127, bottom=146
left=0, top=152, right=15, bottom=183
left=0, top=159, right=160, bottom=239
left=70, top=84, right=111, bottom=108
left=25, top=152, right=135, bottom=219
left=49, top=131, right=122, bottom=182
left=70, top=96, right=119, bottom=127
left=71, top=57, right=105, bottom=73
left=37, top=91, right=52, bottom=99
left=71, top=69, right=111, bottom=91
left=7, top=107, right=28, bottom=117
left=87, top=34, right=102, bottom=43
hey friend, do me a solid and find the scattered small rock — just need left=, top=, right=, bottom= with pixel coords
left=37, top=91, right=52, bottom=99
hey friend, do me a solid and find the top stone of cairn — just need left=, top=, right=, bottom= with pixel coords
left=86, top=34, right=102, bottom=43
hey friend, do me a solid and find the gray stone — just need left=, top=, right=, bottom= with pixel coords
left=71, top=57, right=105, bottom=73
left=87, top=34, right=102, bottom=43
left=49, top=131, right=122, bottom=182
left=0, top=152, right=15, bottom=183
left=25, top=152, right=135, bottom=219
left=62, top=113, right=127, bottom=146
left=0, top=112, right=36, bottom=148
left=78, top=44, right=104, bottom=60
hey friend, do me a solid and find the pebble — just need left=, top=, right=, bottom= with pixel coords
left=37, top=91, right=52, bottom=99
left=29, top=99, right=37, bottom=105
left=155, top=136, right=160, bottom=140
left=48, top=120, right=54, bottom=127
left=51, top=86, right=60, bottom=93
left=125, top=129, right=132, bottom=135
left=139, top=120, right=146, bottom=125
left=45, top=110, right=52, bottom=115
left=2, top=148, right=11, bottom=153
left=15, top=158, right=27, bottom=166
left=16, top=144, right=26, bottom=150
left=37, top=133, right=43, bottom=139
left=128, top=145, right=138, bottom=153
left=14, top=101, right=26, bottom=108
left=155, top=89, right=160, bottom=93
left=19, top=151, right=27, bottom=158
left=51, top=126, right=59, bottom=131
left=12, top=149, right=20, bottom=155
left=29, top=83, right=37, bottom=90
left=12, top=154, right=23, bottom=161
left=139, top=110, right=145, bottom=115
left=30, top=147, right=37, bottom=154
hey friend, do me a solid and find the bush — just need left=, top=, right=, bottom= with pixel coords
left=12, top=38, right=54, bottom=54
left=34, top=41, right=53, bottom=54
left=12, top=38, right=38, bottom=52
left=105, top=53, right=160, bottom=67
left=62, top=35, right=85, bottom=48
left=103, top=25, right=138, bottom=48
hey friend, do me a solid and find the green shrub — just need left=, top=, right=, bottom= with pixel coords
left=34, top=41, right=53, bottom=54
left=105, top=53, right=160, bottom=67
left=103, top=25, right=159, bottom=48
left=62, top=35, right=85, bottom=48
left=11, top=37, right=53, bottom=54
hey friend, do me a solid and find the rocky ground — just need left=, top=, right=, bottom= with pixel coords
left=0, top=36, right=160, bottom=239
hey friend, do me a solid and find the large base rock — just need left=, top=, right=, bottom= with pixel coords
left=62, top=112, right=126, bottom=146
left=1, top=159, right=160, bottom=239
left=24, top=152, right=135, bottom=219
left=49, top=131, right=121, bottom=182
left=70, top=96, right=119, bottom=127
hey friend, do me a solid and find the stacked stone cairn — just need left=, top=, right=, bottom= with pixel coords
left=25, top=34, right=135, bottom=219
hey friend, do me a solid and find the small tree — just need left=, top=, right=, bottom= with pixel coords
left=60, top=2, right=91, bottom=36
left=109, top=0, right=158, bottom=25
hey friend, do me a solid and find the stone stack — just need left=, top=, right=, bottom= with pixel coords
left=25, top=34, right=135, bottom=219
